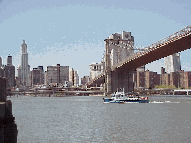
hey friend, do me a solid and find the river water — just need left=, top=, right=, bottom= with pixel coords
left=8, top=95, right=191, bottom=143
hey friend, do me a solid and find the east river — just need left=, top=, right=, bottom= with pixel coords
left=8, top=95, right=191, bottom=143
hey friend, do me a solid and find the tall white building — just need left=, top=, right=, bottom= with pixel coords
left=74, top=71, right=79, bottom=87
left=20, top=40, right=30, bottom=86
left=69, top=68, right=79, bottom=87
left=0, top=57, right=2, bottom=67
left=164, top=53, right=181, bottom=73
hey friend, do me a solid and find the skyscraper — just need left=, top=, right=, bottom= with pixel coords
left=0, top=57, right=2, bottom=67
left=7, top=54, right=12, bottom=66
left=4, top=55, right=15, bottom=88
left=20, top=40, right=30, bottom=86
left=164, top=53, right=181, bottom=73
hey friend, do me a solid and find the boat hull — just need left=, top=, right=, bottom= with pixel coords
left=103, top=98, right=149, bottom=103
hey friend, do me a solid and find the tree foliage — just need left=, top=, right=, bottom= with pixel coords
left=155, top=84, right=176, bottom=89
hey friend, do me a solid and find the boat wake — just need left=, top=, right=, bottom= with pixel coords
left=150, top=101, right=179, bottom=103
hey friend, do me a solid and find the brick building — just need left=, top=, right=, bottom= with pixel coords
left=46, top=64, right=69, bottom=86
left=4, top=65, right=15, bottom=88
left=31, top=68, right=42, bottom=87
left=136, top=72, right=145, bottom=88
left=81, top=76, right=90, bottom=85
left=170, top=72, right=179, bottom=88
left=145, top=70, right=160, bottom=88
left=184, top=71, right=191, bottom=89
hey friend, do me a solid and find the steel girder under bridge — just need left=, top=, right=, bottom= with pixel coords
left=86, top=26, right=191, bottom=96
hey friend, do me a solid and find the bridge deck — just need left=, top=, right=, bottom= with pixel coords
left=86, top=26, right=191, bottom=86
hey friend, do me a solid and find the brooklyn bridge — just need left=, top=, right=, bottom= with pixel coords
left=85, top=25, right=191, bottom=96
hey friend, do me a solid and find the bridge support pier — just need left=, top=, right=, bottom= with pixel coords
left=0, top=77, right=18, bottom=143
left=110, top=70, right=134, bottom=95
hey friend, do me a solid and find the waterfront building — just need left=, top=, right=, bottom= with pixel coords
left=46, top=64, right=69, bottom=86
left=134, top=66, right=191, bottom=89
left=20, top=40, right=30, bottom=86
left=145, top=70, right=160, bottom=89
left=81, top=76, right=90, bottom=85
left=136, top=71, right=145, bottom=88
left=179, top=70, right=185, bottom=88
left=170, top=72, right=179, bottom=88
left=164, top=53, right=181, bottom=73
left=160, top=67, right=170, bottom=87
left=184, top=71, right=191, bottom=89
left=89, top=62, right=105, bottom=80
left=134, top=70, right=160, bottom=89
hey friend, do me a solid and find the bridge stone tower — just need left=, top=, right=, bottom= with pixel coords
left=105, top=31, right=134, bottom=96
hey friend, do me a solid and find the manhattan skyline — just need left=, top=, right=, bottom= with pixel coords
left=0, top=0, right=191, bottom=78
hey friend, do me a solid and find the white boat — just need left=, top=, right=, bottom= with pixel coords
left=103, top=91, right=149, bottom=103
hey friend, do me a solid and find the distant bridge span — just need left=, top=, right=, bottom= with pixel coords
left=86, top=26, right=191, bottom=95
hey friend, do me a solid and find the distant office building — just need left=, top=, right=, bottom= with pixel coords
left=74, top=71, right=79, bottom=87
left=27, top=65, right=31, bottom=87
left=0, top=67, right=4, bottom=77
left=89, top=62, right=105, bottom=80
left=0, top=57, right=2, bottom=67
left=69, top=68, right=79, bottom=87
left=164, top=53, right=181, bottom=73
left=60, top=65, right=69, bottom=84
left=37, top=66, right=44, bottom=84
left=16, top=65, right=22, bottom=87
left=81, top=76, right=90, bottom=85
left=4, top=55, right=15, bottom=88
left=44, top=71, right=47, bottom=85
left=69, top=68, right=74, bottom=85
left=46, top=64, right=69, bottom=86
left=31, top=68, right=41, bottom=87
left=20, top=40, right=30, bottom=86
left=7, top=55, right=12, bottom=66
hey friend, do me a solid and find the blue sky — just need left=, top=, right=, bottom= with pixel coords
left=0, top=0, right=190, bottom=78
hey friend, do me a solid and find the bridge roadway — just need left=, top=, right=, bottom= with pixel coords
left=86, top=25, right=191, bottom=95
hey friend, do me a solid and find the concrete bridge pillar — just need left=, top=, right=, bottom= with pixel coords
left=104, top=39, right=134, bottom=96
left=0, top=77, right=18, bottom=143
left=110, top=70, right=134, bottom=95
left=105, top=40, right=112, bottom=96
